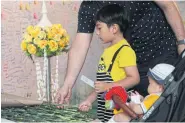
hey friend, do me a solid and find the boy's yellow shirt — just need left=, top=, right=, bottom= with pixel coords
left=98, top=39, right=137, bottom=82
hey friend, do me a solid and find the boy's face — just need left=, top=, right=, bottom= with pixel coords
left=147, top=77, right=163, bottom=94
left=95, top=21, right=114, bottom=43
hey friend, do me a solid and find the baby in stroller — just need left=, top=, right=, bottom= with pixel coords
left=108, top=63, right=175, bottom=122
left=108, top=50, right=185, bottom=122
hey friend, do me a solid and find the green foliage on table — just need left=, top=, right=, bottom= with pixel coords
left=1, top=103, right=96, bottom=122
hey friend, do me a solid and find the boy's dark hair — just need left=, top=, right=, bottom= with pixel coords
left=95, top=4, right=130, bottom=34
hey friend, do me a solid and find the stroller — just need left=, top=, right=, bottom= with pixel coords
left=113, top=49, right=185, bottom=122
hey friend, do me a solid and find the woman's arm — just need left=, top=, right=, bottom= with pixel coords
left=64, top=33, right=93, bottom=88
left=55, top=33, right=93, bottom=104
left=154, top=1, right=185, bottom=54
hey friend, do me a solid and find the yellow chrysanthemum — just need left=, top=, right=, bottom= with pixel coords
left=51, top=28, right=58, bottom=35
left=58, top=40, right=66, bottom=48
left=26, top=25, right=34, bottom=34
left=47, top=31, right=54, bottom=39
left=65, top=35, right=70, bottom=44
left=33, top=38, right=41, bottom=45
left=38, top=31, right=46, bottom=39
left=30, top=26, right=41, bottom=38
left=30, top=30, right=39, bottom=38
left=27, top=44, right=37, bottom=54
left=51, top=24, right=63, bottom=34
left=48, top=40, right=58, bottom=52
left=57, top=24, right=62, bottom=28
left=52, top=24, right=62, bottom=30
left=54, top=34, right=61, bottom=41
left=58, top=28, right=65, bottom=36
left=61, top=35, right=69, bottom=44
left=34, top=26, right=41, bottom=31
left=38, top=40, right=48, bottom=49
left=23, top=33, right=32, bottom=42
left=21, top=41, right=27, bottom=51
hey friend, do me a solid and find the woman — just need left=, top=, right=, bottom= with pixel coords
left=55, top=1, right=185, bottom=105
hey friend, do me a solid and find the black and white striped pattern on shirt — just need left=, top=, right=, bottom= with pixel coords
left=97, top=72, right=114, bottom=123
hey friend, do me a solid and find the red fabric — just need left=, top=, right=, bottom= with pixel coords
left=105, top=86, right=128, bottom=103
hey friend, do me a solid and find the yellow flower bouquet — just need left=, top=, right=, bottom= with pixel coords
left=21, top=24, right=69, bottom=57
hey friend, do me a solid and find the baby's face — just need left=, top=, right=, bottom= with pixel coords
left=148, top=77, right=163, bottom=94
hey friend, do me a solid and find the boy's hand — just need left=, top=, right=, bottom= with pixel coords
left=78, top=100, right=92, bottom=112
left=94, top=81, right=112, bottom=93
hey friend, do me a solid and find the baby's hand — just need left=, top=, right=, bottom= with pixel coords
left=129, top=91, right=143, bottom=104
left=78, top=100, right=92, bottom=112
left=130, top=91, right=139, bottom=96
left=131, top=91, right=144, bottom=101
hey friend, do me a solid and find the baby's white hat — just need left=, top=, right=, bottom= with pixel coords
left=147, top=63, right=175, bottom=85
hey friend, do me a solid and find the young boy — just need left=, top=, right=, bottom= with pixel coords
left=110, top=63, right=175, bottom=122
left=78, top=4, right=140, bottom=122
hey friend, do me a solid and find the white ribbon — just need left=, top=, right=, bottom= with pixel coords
left=51, top=56, right=59, bottom=103
left=35, top=58, right=46, bottom=101
left=35, top=50, right=59, bottom=102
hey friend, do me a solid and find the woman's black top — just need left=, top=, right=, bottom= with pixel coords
left=77, top=1, right=178, bottom=95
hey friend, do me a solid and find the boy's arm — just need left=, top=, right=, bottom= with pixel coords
left=85, top=90, right=97, bottom=103
left=112, top=47, right=140, bottom=89
left=112, top=66, right=140, bottom=89
left=94, top=66, right=140, bottom=92
left=129, top=102, right=144, bottom=115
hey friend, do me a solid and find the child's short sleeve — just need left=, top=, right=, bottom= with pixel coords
left=118, top=47, right=137, bottom=67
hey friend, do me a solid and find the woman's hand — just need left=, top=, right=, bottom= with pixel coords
left=55, top=85, right=72, bottom=108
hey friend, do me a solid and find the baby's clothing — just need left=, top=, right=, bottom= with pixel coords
left=140, top=93, right=161, bottom=113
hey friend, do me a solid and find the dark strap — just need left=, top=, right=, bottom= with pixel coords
left=107, top=45, right=129, bottom=73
